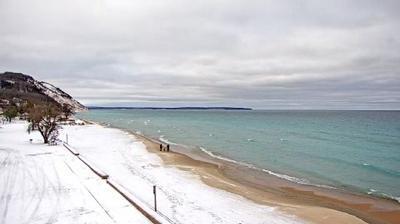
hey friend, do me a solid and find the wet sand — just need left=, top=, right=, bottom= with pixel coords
left=132, top=132, right=400, bottom=224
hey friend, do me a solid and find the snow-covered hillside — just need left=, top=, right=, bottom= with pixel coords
left=0, top=72, right=86, bottom=112
left=35, top=81, right=86, bottom=111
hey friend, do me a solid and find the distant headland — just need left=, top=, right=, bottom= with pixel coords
left=88, top=106, right=253, bottom=110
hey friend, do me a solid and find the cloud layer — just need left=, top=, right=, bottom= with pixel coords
left=1, top=0, right=399, bottom=109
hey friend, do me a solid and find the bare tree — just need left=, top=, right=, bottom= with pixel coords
left=28, top=104, right=62, bottom=144
left=61, top=104, right=74, bottom=120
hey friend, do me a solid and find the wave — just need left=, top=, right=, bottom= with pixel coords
left=359, top=163, right=400, bottom=178
left=368, top=189, right=400, bottom=203
left=311, top=156, right=400, bottom=179
left=200, top=147, right=256, bottom=168
left=261, top=168, right=310, bottom=185
left=199, top=147, right=336, bottom=189
left=159, top=135, right=178, bottom=145
left=261, top=168, right=336, bottom=189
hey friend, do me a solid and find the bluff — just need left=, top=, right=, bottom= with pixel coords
left=0, top=72, right=86, bottom=112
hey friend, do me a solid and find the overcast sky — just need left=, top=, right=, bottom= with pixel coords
left=1, top=0, right=399, bottom=109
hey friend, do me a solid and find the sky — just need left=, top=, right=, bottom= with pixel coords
left=1, top=0, right=399, bottom=109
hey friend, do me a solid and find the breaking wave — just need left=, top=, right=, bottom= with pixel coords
left=199, top=147, right=335, bottom=189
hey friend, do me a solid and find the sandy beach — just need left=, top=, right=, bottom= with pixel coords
left=134, top=129, right=400, bottom=224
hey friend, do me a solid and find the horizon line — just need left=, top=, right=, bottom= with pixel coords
left=85, top=106, right=400, bottom=111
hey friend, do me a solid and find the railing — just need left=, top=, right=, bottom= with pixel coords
left=62, top=142, right=175, bottom=224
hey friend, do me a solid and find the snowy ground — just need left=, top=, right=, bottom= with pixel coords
left=0, top=122, right=152, bottom=224
left=60, top=124, right=305, bottom=224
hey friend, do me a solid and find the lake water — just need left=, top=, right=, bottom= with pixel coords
left=78, top=109, right=400, bottom=202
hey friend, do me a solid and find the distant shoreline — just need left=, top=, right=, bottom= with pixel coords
left=88, top=106, right=253, bottom=110
left=85, top=107, right=400, bottom=112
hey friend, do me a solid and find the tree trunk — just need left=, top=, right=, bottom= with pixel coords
left=38, top=127, right=49, bottom=144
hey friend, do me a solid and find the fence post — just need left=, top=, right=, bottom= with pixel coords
left=153, top=185, right=157, bottom=212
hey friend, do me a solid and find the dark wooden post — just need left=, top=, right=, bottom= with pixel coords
left=153, top=185, right=157, bottom=212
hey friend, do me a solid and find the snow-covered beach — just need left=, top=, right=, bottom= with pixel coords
left=1, top=121, right=370, bottom=224
left=0, top=122, right=152, bottom=224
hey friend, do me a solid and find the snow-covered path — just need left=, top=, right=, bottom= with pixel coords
left=0, top=122, right=152, bottom=224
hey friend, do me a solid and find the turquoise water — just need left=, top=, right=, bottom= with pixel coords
left=78, top=110, right=400, bottom=201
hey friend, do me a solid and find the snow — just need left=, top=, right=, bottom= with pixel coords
left=0, top=122, right=152, bottom=224
left=32, top=80, right=86, bottom=111
left=4, top=80, right=15, bottom=84
left=60, top=124, right=306, bottom=224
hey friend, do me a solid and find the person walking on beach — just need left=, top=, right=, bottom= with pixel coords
left=166, top=144, right=170, bottom=152
left=159, top=144, right=163, bottom=151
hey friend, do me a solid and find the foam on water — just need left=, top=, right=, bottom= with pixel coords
left=200, top=146, right=256, bottom=167
left=200, top=146, right=337, bottom=189
left=159, top=135, right=178, bottom=145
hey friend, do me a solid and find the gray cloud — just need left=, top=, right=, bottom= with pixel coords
left=1, top=0, right=399, bottom=109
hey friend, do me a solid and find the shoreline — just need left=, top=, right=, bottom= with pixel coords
left=83, top=120, right=400, bottom=224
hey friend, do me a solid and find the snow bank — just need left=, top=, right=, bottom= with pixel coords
left=61, top=124, right=305, bottom=224
left=0, top=122, right=151, bottom=224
